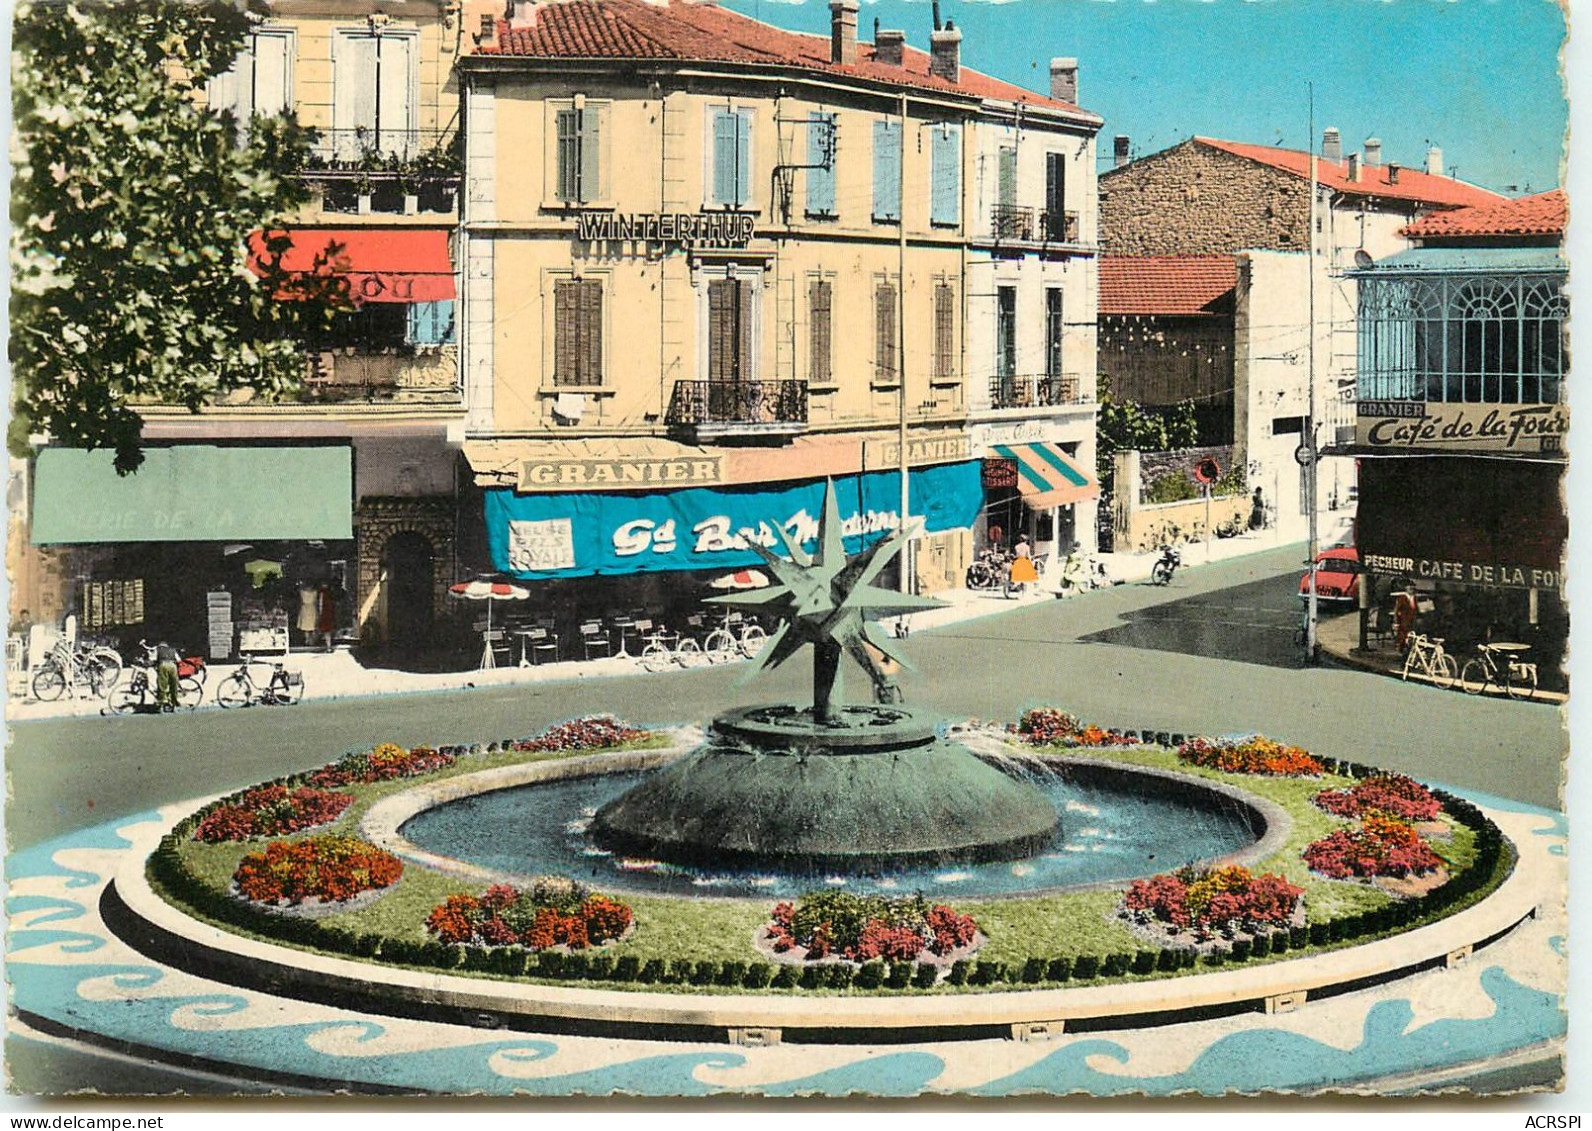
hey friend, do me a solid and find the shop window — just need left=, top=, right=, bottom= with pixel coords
left=81, top=579, right=145, bottom=630
left=872, top=119, right=901, bottom=223
left=809, top=279, right=832, bottom=385
left=555, top=103, right=606, bottom=204
left=208, top=27, right=294, bottom=123
left=708, top=275, right=757, bottom=383
left=709, top=107, right=753, bottom=208
left=933, top=283, right=956, bottom=383
left=806, top=113, right=837, bottom=219
left=554, top=279, right=603, bottom=387
left=874, top=282, right=898, bottom=384
left=930, top=125, right=959, bottom=227
left=332, top=28, right=417, bottom=160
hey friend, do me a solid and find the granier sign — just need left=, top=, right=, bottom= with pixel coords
left=1356, top=401, right=1568, bottom=455
left=518, top=455, right=724, bottom=492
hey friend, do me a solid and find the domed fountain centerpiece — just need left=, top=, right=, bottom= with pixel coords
left=592, top=483, right=1059, bottom=871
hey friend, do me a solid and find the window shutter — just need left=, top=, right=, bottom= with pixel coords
left=407, top=300, right=456, bottom=347
left=376, top=33, right=415, bottom=155
left=580, top=105, right=603, bottom=201
left=873, top=120, right=900, bottom=221
left=810, top=280, right=832, bottom=383
left=1046, top=288, right=1063, bottom=378
left=556, top=109, right=579, bottom=201
left=935, top=284, right=955, bottom=381
left=807, top=114, right=835, bottom=216
left=554, top=282, right=576, bottom=385
left=737, top=277, right=755, bottom=380
left=931, top=126, right=959, bottom=226
left=712, top=111, right=738, bottom=205
left=998, top=146, right=1017, bottom=208
left=876, top=284, right=897, bottom=382
left=708, top=279, right=732, bottom=382
left=253, top=32, right=291, bottom=116
left=581, top=281, right=602, bottom=386
left=734, top=110, right=752, bottom=207
left=334, top=33, right=378, bottom=160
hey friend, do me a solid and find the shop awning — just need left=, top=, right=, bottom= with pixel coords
left=247, top=228, right=456, bottom=304
left=988, top=443, right=1099, bottom=509
left=31, top=446, right=353, bottom=544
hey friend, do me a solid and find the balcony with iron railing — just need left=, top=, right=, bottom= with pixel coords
left=986, top=206, right=1083, bottom=249
left=297, top=128, right=462, bottom=217
left=294, top=344, right=462, bottom=406
left=983, top=373, right=1090, bottom=412
left=665, top=380, right=809, bottom=440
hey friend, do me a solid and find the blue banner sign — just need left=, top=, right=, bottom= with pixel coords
left=485, top=461, right=982, bottom=579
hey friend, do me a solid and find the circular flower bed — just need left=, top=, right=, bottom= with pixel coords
left=1314, top=773, right=1442, bottom=822
left=307, top=743, right=457, bottom=789
left=233, top=835, right=403, bottom=905
left=1303, top=814, right=1443, bottom=879
left=1177, top=735, right=1323, bottom=777
left=1012, top=707, right=1141, bottom=748
left=425, top=877, right=633, bottom=951
left=511, top=716, right=653, bottom=754
left=1123, top=864, right=1303, bottom=942
left=763, top=891, right=979, bottom=964
left=193, top=785, right=354, bottom=843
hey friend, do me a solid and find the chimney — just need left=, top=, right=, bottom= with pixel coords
left=1113, top=135, right=1130, bottom=168
left=875, top=27, right=905, bottom=67
left=1050, top=57, right=1078, bottom=104
left=508, top=0, right=536, bottom=28
left=1322, top=127, right=1342, bottom=163
left=1387, top=161, right=1401, bottom=185
left=929, top=22, right=961, bottom=83
left=1425, top=145, right=1444, bottom=176
left=1347, top=153, right=1360, bottom=182
left=1363, top=137, right=1382, bottom=167
left=476, top=12, right=497, bottom=47
left=829, top=0, right=859, bottom=66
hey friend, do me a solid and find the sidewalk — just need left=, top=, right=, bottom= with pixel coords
left=4, top=520, right=1323, bottom=724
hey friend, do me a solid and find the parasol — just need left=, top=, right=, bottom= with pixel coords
left=708, top=569, right=771, bottom=591
left=449, top=580, right=531, bottom=669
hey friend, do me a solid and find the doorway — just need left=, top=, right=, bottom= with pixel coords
left=382, top=532, right=433, bottom=655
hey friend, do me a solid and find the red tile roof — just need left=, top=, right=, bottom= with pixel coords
left=1099, top=256, right=1237, bottom=317
left=1195, top=137, right=1504, bottom=210
left=477, top=0, right=1094, bottom=119
left=1400, top=189, right=1566, bottom=240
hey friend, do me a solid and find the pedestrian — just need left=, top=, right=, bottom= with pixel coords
left=1249, top=487, right=1266, bottom=531
left=154, top=639, right=181, bottom=712
left=1009, top=534, right=1039, bottom=594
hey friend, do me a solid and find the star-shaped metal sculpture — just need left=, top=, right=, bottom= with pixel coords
left=707, top=480, right=944, bottom=723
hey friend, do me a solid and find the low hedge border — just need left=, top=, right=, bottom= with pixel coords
left=146, top=782, right=1513, bottom=994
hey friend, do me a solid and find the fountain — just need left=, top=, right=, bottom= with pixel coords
left=590, top=483, right=1061, bottom=871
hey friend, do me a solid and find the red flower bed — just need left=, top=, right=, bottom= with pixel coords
left=767, top=891, right=978, bottom=962
left=307, top=743, right=456, bottom=788
left=1303, top=815, right=1443, bottom=879
left=233, top=836, right=402, bottom=905
left=511, top=716, right=653, bottom=754
left=1012, top=707, right=1140, bottom=748
left=1124, top=864, right=1303, bottom=936
left=1314, top=773, right=1442, bottom=822
left=1177, top=736, right=1322, bottom=777
left=193, top=785, right=354, bottom=842
left=425, top=881, right=632, bottom=951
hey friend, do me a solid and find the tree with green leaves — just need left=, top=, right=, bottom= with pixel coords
left=1094, top=374, right=1199, bottom=489
left=10, top=0, right=343, bottom=473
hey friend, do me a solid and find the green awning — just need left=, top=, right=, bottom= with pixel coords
left=31, top=445, right=353, bottom=544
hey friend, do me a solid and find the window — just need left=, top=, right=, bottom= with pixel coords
left=806, top=113, right=836, bottom=218
left=555, top=104, right=605, bottom=204
left=1044, top=152, right=1067, bottom=240
left=1272, top=416, right=1305, bottom=436
left=1045, top=288, right=1063, bottom=378
left=553, top=279, right=603, bottom=387
left=930, top=125, right=960, bottom=227
left=208, top=27, right=294, bottom=122
left=708, top=276, right=757, bottom=382
left=872, top=119, right=901, bottom=223
left=874, top=282, right=898, bottom=383
left=997, top=145, right=1017, bottom=209
left=809, top=280, right=833, bottom=384
left=996, top=286, right=1017, bottom=379
left=406, top=300, right=455, bottom=347
left=933, top=283, right=956, bottom=383
left=333, top=29, right=417, bottom=160
left=710, top=108, right=753, bottom=208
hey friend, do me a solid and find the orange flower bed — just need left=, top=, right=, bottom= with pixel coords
left=232, top=836, right=403, bottom=905
left=1177, top=736, right=1322, bottom=777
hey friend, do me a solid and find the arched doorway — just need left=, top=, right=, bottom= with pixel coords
left=382, top=532, right=434, bottom=656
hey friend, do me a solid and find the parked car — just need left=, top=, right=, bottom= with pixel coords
left=1299, top=546, right=1361, bottom=605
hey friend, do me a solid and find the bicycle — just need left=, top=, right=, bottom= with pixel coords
left=215, top=654, right=305, bottom=708
left=31, top=638, right=123, bottom=701
left=638, top=622, right=707, bottom=673
left=702, top=610, right=769, bottom=664
left=1458, top=642, right=1538, bottom=700
left=107, top=643, right=203, bottom=713
left=1400, top=633, right=1458, bottom=688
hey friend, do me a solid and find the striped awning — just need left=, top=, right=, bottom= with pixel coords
left=987, top=443, right=1100, bottom=509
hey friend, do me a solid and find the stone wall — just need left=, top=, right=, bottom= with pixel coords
left=1099, top=140, right=1311, bottom=256
left=354, top=497, right=456, bottom=644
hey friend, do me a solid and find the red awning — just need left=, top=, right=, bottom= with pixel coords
left=247, top=228, right=456, bottom=304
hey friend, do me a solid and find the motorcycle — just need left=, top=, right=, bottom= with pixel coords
left=965, top=547, right=1014, bottom=591
left=1149, top=545, right=1182, bottom=586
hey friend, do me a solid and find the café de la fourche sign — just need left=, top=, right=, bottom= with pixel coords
left=1357, top=401, right=1568, bottom=455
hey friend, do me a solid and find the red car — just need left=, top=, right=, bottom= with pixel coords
left=1299, top=546, right=1361, bottom=605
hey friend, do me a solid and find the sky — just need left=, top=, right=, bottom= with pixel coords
left=718, top=0, right=1569, bottom=195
